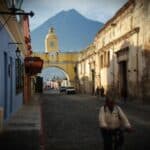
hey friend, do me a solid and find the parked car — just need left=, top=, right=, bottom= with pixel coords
left=59, top=86, right=67, bottom=93
left=66, top=86, right=76, bottom=94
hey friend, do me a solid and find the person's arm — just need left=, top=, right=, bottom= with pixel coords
left=99, top=106, right=107, bottom=128
left=117, top=106, right=131, bottom=128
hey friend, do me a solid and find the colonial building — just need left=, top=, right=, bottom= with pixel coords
left=0, top=0, right=42, bottom=129
left=77, top=44, right=97, bottom=94
left=77, top=0, right=150, bottom=102
left=0, top=1, right=26, bottom=122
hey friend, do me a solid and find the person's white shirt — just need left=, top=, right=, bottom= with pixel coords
left=99, top=105, right=131, bottom=129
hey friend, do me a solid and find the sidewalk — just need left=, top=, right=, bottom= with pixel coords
left=118, top=98, right=150, bottom=112
left=0, top=94, right=42, bottom=150
left=115, top=98, right=150, bottom=126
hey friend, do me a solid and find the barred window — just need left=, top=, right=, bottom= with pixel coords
left=16, top=58, right=24, bottom=94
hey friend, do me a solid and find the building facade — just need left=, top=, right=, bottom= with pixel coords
left=77, top=0, right=150, bottom=101
left=23, top=15, right=35, bottom=104
left=77, top=44, right=97, bottom=94
left=0, top=1, right=27, bottom=122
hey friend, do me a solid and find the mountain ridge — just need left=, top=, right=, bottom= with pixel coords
left=31, top=9, right=104, bottom=52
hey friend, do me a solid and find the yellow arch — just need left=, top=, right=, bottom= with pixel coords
left=32, top=52, right=80, bottom=86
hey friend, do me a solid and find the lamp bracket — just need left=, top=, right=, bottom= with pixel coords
left=8, top=42, right=22, bottom=45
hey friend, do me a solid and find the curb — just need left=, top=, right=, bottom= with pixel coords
left=39, top=99, right=46, bottom=150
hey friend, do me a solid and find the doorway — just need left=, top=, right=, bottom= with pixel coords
left=9, top=57, right=13, bottom=113
left=4, top=52, right=8, bottom=119
left=119, top=61, right=128, bottom=99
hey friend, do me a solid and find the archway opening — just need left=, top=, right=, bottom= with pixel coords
left=39, top=67, right=70, bottom=90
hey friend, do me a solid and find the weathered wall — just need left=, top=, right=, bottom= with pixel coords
left=77, top=0, right=150, bottom=101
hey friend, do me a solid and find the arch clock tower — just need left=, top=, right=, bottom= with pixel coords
left=45, top=27, right=59, bottom=54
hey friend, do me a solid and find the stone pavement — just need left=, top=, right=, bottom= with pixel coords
left=0, top=93, right=149, bottom=150
left=124, top=100, right=150, bottom=112
left=0, top=94, right=42, bottom=150
left=119, top=100, right=150, bottom=128
left=40, top=93, right=150, bottom=150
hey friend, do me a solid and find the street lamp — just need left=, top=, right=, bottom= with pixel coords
left=8, top=42, right=22, bottom=57
left=15, top=47, right=21, bottom=58
left=0, top=0, right=34, bottom=31
left=0, top=0, right=34, bottom=17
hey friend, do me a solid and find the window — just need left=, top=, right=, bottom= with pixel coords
left=84, top=62, right=86, bottom=74
left=81, top=62, right=83, bottom=74
left=100, top=51, right=110, bottom=68
left=104, top=52, right=107, bottom=67
left=100, top=55, right=104, bottom=68
left=107, top=51, right=110, bottom=66
left=16, top=58, right=24, bottom=94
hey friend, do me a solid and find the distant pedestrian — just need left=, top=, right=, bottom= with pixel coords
left=98, top=96, right=133, bottom=150
left=100, top=86, right=105, bottom=97
left=95, top=86, right=100, bottom=98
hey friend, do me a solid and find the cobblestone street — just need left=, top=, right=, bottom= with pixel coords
left=41, top=93, right=150, bottom=150
left=0, top=92, right=150, bottom=150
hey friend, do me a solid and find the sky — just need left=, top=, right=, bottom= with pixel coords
left=22, top=0, right=128, bottom=31
left=40, top=67, right=66, bottom=82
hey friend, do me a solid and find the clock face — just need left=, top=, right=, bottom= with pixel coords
left=50, top=41, right=54, bottom=47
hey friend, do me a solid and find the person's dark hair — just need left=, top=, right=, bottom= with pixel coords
left=105, top=95, right=115, bottom=112
left=105, top=95, right=115, bottom=104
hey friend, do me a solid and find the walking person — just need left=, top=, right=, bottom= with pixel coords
left=95, top=86, right=100, bottom=99
left=98, top=96, right=133, bottom=150
left=100, top=86, right=105, bottom=97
